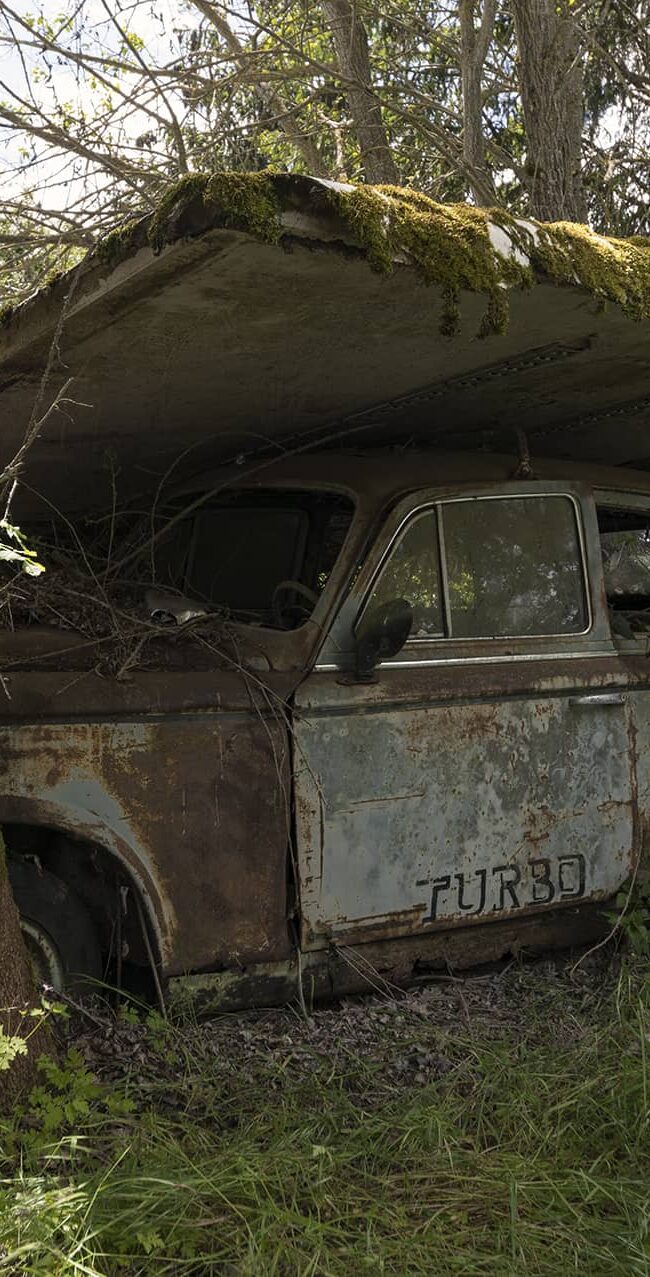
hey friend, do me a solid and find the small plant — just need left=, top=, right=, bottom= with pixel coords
left=0, top=517, right=44, bottom=576
left=0, top=999, right=63, bottom=1080
left=609, top=894, right=650, bottom=955
left=605, top=858, right=650, bottom=955
left=0, top=1025, right=27, bottom=1073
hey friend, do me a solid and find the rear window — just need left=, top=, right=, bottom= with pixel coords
left=597, top=502, right=650, bottom=639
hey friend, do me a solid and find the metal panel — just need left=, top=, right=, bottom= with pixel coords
left=293, top=673, right=636, bottom=948
left=0, top=706, right=291, bottom=975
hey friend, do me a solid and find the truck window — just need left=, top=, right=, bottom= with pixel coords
left=597, top=504, right=650, bottom=639
left=363, top=493, right=588, bottom=642
left=367, top=510, right=444, bottom=639
left=20, top=489, right=354, bottom=634
left=156, top=489, right=354, bottom=629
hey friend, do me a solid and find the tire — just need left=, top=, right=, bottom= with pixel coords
left=7, top=857, right=103, bottom=995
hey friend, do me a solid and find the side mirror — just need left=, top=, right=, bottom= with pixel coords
left=353, top=598, right=413, bottom=679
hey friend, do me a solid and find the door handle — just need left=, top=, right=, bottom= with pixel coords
left=568, top=692, right=626, bottom=706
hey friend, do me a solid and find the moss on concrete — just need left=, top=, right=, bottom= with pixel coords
left=322, top=184, right=533, bottom=336
left=13, top=172, right=650, bottom=342
left=320, top=184, right=650, bottom=334
left=147, top=171, right=282, bottom=255
left=92, top=172, right=282, bottom=270
left=531, top=221, right=650, bottom=323
left=95, top=217, right=144, bottom=270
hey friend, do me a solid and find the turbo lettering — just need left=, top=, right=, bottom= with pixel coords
left=418, top=853, right=587, bottom=923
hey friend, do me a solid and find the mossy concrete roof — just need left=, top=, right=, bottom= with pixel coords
left=1, top=173, right=649, bottom=510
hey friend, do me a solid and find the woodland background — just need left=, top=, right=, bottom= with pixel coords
left=0, top=0, right=649, bottom=312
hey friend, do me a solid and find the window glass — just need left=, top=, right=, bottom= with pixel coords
left=188, top=508, right=307, bottom=615
left=442, top=496, right=587, bottom=637
left=364, top=509, right=443, bottom=638
left=145, top=490, right=354, bottom=630
left=598, top=505, right=650, bottom=638
left=359, top=493, right=588, bottom=652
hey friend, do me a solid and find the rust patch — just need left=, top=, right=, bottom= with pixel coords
left=172, top=903, right=612, bottom=1013
left=0, top=698, right=293, bottom=975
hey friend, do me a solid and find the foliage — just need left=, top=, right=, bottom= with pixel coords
left=1, top=960, right=650, bottom=1274
left=0, top=521, right=44, bottom=578
left=0, top=1004, right=60, bottom=1077
left=0, top=1028, right=27, bottom=1075
left=606, top=852, right=650, bottom=958
left=1, top=1, right=650, bottom=306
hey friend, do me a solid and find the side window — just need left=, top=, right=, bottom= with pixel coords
left=442, top=496, right=587, bottom=638
left=362, top=493, right=588, bottom=647
left=597, top=503, right=650, bottom=639
left=364, top=510, right=444, bottom=639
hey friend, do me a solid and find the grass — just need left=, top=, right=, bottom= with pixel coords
left=1, top=955, right=650, bottom=1275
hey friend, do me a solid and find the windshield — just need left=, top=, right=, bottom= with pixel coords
left=154, top=488, right=354, bottom=629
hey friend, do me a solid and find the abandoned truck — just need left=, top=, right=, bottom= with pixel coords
left=2, top=449, right=650, bottom=1005
left=1, top=174, right=650, bottom=1006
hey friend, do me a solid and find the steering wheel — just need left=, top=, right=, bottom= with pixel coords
left=271, top=579, right=319, bottom=628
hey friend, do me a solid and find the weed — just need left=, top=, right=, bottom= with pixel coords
left=0, top=959, right=649, bottom=1275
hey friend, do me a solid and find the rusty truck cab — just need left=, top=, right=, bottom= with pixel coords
left=2, top=450, right=650, bottom=1007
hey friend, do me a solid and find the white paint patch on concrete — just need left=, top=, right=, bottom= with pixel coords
left=514, top=218, right=540, bottom=245
left=487, top=220, right=531, bottom=269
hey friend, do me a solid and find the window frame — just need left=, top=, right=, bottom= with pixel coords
left=357, top=489, right=592, bottom=646
left=317, top=481, right=613, bottom=671
left=595, top=488, right=650, bottom=648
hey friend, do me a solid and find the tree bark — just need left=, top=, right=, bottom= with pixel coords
left=320, top=0, right=400, bottom=184
left=511, top=0, right=588, bottom=223
left=0, top=836, right=41, bottom=1109
left=459, top=0, right=498, bottom=206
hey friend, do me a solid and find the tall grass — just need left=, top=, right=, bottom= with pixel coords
left=1, top=961, right=650, bottom=1275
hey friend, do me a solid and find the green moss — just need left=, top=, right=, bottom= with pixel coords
left=530, top=221, right=650, bottom=323
left=43, top=269, right=64, bottom=290
left=94, top=173, right=281, bottom=267
left=66, top=172, right=650, bottom=340
left=147, top=173, right=209, bottom=253
left=320, top=184, right=534, bottom=337
left=95, top=218, right=143, bottom=270
left=316, top=183, right=650, bottom=335
left=147, top=171, right=281, bottom=255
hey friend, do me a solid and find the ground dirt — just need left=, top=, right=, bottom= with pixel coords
left=67, top=945, right=619, bottom=1108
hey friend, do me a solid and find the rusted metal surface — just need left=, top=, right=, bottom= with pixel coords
left=293, top=673, right=637, bottom=948
left=290, top=467, right=645, bottom=956
left=2, top=452, right=650, bottom=997
left=0, top=669, right=299, bottom=717
left=0, top=702, right=291, bottom=974
left=170, top=903, right=610, bottom=1014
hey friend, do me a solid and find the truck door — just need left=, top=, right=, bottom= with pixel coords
left=293, top=483, right=637, bottom=951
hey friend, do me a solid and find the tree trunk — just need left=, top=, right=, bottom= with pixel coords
left=459, top=0, right=498, bottom=206
left=320, top=0, right=400, bottom=184
left=0, top=836, right=41, bottom=1109
left=511, top=0, right=587, bottom=222
left=190, top=0, right=329, bottom=177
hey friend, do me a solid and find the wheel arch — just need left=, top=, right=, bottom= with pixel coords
left=0, top=792, right=173, bottom=969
